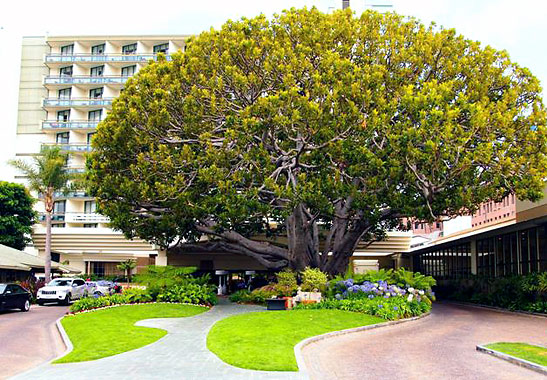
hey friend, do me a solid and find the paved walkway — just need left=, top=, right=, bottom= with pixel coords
left=302, top=302, right=547, bottom=380
left=12, top=299, right=305, bottom=380
left=0, top=304, right=68, bottom=380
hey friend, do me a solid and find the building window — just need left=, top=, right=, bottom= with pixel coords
left=84, top=200, right=96, bottom=214
left=56, top=132, right=69, bottom=144
left=59, top=66, right=73, bottom=77
left=91, top=43, right=105, bottom=55
left=88, top=110, right=102, bottom=121
left=121, top=65, right=136, bottom=77
left=89, top=87, right=103, bottom=99
left=57, top=110, right=70, bottom=121
left=87, top=132, right=96, bottom=145
left=414, top=222, right=419, bottom=230
left=58, top=88, right=72, bottom=99
left=122, top=43, right=137, bottom=54
left=53, top=200, right=66, bottom=214
left=83, top=223, right=98, bottom=228
left=153, top=43, right=169, bottom=54
left=52, top=223, right=66, bottom=228
left=92, top=262, right=105, bottom=277
left=90, top=65, right=104, bottom=77
left=60, top=44, right=74, bottom=56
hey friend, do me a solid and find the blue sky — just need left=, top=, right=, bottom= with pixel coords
left=1, top=0, right=545, bottom=179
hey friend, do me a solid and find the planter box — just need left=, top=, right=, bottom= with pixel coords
left=266, top=298, right=287, bottom=311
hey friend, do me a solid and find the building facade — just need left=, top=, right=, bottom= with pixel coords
left=15, top=35, right=187, bottom=275
left=409, top=188, right=547, bottom=280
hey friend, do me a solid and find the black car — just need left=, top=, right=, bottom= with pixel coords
left=0, top=283, right=31, bottom=312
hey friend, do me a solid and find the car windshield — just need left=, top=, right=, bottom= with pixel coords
left=96, top=281, right=112, bottom=286
left=48, top=279, right=71, bottom=287
left=0, top=284, right=6, bottom=293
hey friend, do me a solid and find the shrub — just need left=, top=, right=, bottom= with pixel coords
left=156, top=283, right=217, bottom=306
left=276, top=269, right=297, bottom=288
left=135, top=265, right=211, bottom=299
left=301, top=267, right=328, bottom=292
left=123, top=288, right=153, bottom=303
left=19, top=278, right=46, bottom=302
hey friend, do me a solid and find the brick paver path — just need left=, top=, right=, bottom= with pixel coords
left=12, top=299, right=305, bottom=380
left=303, top=302, right=547, bottom=380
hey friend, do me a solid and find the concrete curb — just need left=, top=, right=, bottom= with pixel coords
left=444, top=301, right=547, bottom=319
left=293, top=311, right=431, bottom=378
left=476, top=344, right=547, bottom=376
left=53, top=317, right=73, bottom=362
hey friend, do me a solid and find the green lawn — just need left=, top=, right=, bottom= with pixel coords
left=486, top=342, right=547, bottom=367
left=207, top=309, right=384, bottom=371
left=55, top=303, right=208, bottom=363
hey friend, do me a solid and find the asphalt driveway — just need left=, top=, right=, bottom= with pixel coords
left=303, top=302, right=547, bottom=379
left=0, top=304, right=68, bottom=379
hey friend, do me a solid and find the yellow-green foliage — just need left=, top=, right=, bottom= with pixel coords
left=301, top=267, right=328, bottom=292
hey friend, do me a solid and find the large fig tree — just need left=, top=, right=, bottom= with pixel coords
left=88, top=8, right=547, bottom=274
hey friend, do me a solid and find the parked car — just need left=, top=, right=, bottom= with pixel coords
left=93, top=280, right=115, bottom=296
left=37, top=278, right=88, bottom=305
left=84, top=281, right=98, bottom=296
left=0, top=283, right=31, bottom=312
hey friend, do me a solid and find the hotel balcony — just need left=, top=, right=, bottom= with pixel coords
left=65, top=167, right=86, bottom=174
left=44, top=53, right=172, bottom=66
left=65, top=213, right=110, bottom=224
left=42, top=143, right=92, bottom=153
left=38, top=191, right=92, bottom=199
left=42, top=120, right=99, bottom=131
left=43, top=75, right=129, bottom=89
left=38, top=212, right=110, bottom=224
left=43, top=97, right=113, bottom=109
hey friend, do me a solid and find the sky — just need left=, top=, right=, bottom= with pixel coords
left=0, top=0, right=546, bottom=180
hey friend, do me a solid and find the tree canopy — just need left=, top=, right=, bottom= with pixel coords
left=88, top=8, right=547, bottom=274
left=0, top=181, right=35, bottom=250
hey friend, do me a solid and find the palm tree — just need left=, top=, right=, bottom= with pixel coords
left=117, top=260, right=137, bottom=283
left=9, top=146, right=73, bottom=282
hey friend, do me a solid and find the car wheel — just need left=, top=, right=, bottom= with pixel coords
left=37, top=300, right=44, bottom=306
left=62, top=294, right=71, bottom=305
left=21, top=299, right=30, bottom=312
left=94, top=291, right=104, bottom=297
left=83, top=291, right=89, bottom=298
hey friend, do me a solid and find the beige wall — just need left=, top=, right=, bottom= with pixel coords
left=17, top=37, right=48, bottom=134
left=516, top=183, right=547, bottom=223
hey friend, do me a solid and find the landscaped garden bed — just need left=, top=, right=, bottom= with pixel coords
left=438, top=272, right=547, bottom=314
left=56, top=303, right=208, bottom=363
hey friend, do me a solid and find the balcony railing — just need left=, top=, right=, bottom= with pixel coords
left=38, top=212, right=109, bottom=223
left=42, top=120, right=100, bottom=130
left=42, top=143, right=92, bottom=153
left=65, top=213, right=110, bottom=224
left=38, top=191, right=91, bottom=199
left=43, top=98, right=113, bottom=108
left=44, top=76, right=129, bottom=85
left=45, top=53, right=172, bottom=63
left=65, top=167, right=86, bottom=174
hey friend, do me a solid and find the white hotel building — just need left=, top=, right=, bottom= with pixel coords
left=14, top=35, right=188, bottom=276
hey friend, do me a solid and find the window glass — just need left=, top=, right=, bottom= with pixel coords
left=60, top=44, right=74, bottom=55
left=84, top=200, right=96, bottom=213
left=87, top=132, right=96, bottom=145
left=90, top=66, right=104, bottom=76
left=58, top=88, right=71, bottom=99
left=529, top=228, right=538, bottom=272
left=122, top=43, right=137, bottom=54
left=539, top=225, right=547, bottom=271
left=0, top=284, right=6, bottom=293
left=153, top=43, right=169, bottom=54
left=520, top=231, right=530, bottom=275
left=91, top=43, right=105, bottom=55
left=53, top=200, right=66, bottom=214
left=121, top=65, right=136, bottom=77
left=88, top=110, right=102, bottom=121
left=83, top=223, right=98, bottom=228
left=57, top=110, right=70, bottom=121
left=49, top=279, right=71, bottom=287
left=60, top=66, right=73, bottom=76
left=56, top=132, right=69, bottom=144
left=89, top=88, right=103, bottom=98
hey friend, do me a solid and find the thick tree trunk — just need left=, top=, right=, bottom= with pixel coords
left=286, top=204, right=320, bottom=271
left=44, top=211, right=52, bottom=283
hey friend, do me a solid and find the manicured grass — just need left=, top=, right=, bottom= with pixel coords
left=486, top=342, right=547, bottom=367
left=207, top=309, right=384, bottom=371
left=55, top=303, right=208, bottom=363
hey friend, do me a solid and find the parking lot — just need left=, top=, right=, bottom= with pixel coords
left=0, top=304, right=68, bottom=379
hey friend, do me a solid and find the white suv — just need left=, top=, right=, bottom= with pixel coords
left=37, top=278, right=89, bottom=305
